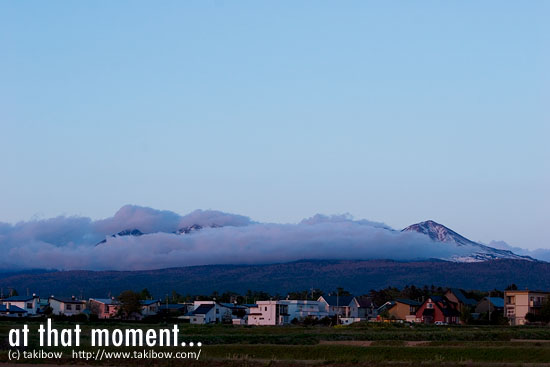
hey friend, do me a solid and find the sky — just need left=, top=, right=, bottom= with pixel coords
left=1, top=1, right=549, bottom=250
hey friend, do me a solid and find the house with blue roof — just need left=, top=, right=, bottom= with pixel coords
left=445, top=288, right=478, bottom=311
left=183, top=301, right=233, bottom=324
left=140, top=299, right=161, bottom=316
left=1, top=294, right=40, bottom=315
left=0, top=304, right=28, bottom=318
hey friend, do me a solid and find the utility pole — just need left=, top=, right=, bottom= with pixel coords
left=336, top=289, right=340, bottom=325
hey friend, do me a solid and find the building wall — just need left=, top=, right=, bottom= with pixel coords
left=247, top=301, right=288, bottom=325
left=49, top=299, right=86, bottom=316
left=2, top=297, right=39, bottom=315
left=280, top=300, right=327, bottom=321
left=505, top=291, right=549, bottom=325
left=389, top=302, right=415, bottom=320
left=89, top=300, right=119, bottom=319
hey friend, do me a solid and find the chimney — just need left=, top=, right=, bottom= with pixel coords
left=72, top=295, right=76, bottom=300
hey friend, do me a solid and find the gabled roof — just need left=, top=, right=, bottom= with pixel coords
left=140, top=300, right=160, bottom=306
left=49, top=296, right=86, bottom=304
left=90, top=298, right=119, bottom=305
left=448, top=288, right=477, bottom=306
left=186, top=303, right=215, bottom=316
left=423, top=297, right=460, bottom=317
left=354, top=296, right=376, bottom=308
left=0, top=304, right=27, bottom=313
left=2, top=296, right=37, bottom=302
left=486, top=297, right=504, bottom=308
left=395, top=298, right=421, bottom=306
left=319, top=295, right=355, bottom=307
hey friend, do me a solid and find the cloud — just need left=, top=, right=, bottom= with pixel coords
left=489, top=240, right=550, bottom=262
left=0, top=205, right=522, bottom=271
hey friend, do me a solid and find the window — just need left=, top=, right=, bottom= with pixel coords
left=27, top=303, right=33, bottom=309
left=265, top=307, right=267, bottom=311
left=66, top=304, right=72, bottom=310
left=76, top=305, right=81, bottom=311
left=427, top=303, right=433, bottom=309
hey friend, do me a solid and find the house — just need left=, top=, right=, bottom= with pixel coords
left=89, top=298, right=120, bottom=319
left=279, top=300, right=328, bottom=322
left=140, top=300, right=161, bottom=316
left=159, top=303, right=189, bottom=316
left=0, top=304, right=28, bottom=318
left=349, top=296, right=377, bottom=320
left=475, top=297, right=504, bottom=314
left=504, top=290, right=550, bottom=325
left=219, top=303, right=248, bottom=321
left=317, top=295, right=355, bottom=319
left=49, top=296, right=87, bottom=316
left=416, top=296, right=460, bottom=324
left=445, top=289, right=477, bottom=311
left=377, top=299, right=421, bottom=321
left=184, top=301, right=233, bottom=324
left=247, top=301, right=289, bottom=326
left=1, top=295, right=40, bottom=315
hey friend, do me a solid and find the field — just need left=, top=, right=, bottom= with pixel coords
left=2, top=320, right=550, bottom=366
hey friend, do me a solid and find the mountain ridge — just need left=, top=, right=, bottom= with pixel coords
left=1, top=259, right=548, bottom=298
left=402, top=220, right=534, bottom=262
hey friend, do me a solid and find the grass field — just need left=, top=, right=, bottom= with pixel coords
left=2, top=320, right=550, bottom=366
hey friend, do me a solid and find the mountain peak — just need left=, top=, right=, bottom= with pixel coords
left=402, top=220, right=534, bottom=262
left=402, top=220, right=472, bottom=246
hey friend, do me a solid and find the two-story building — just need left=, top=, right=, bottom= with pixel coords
left=377, top=298, right=421, bottom=322
left=279, top=300, right=328, bottom=322
left=1, top=295, right=40, bottom=315
left=49, top=296, right=87, bottom=316
left=317, top=295, right=354, bottom=319
left=416, top=296, right=460, bottom=324
left=89, top=298, right=120, bottom=319
left=504, top=290, right=550, bottom=325
left=247, top=301, right=289, bottom=326
left=183, top=301, right=233, bottom=324
left=140, top=299, right=161, bottom=317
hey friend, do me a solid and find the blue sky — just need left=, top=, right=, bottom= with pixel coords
left=1, top=1, right=548, bottom=249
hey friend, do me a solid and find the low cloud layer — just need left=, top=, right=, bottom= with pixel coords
left=488, top=240, right=550, bottom=262
left=0, top=205, right=537, bottom=271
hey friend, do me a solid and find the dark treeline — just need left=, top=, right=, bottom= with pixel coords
left=135, top=284, right=515, bottom=306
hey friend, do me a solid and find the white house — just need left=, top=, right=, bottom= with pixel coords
left=49, top=296, right=87, bottom=316
left=318, top=295, right=355, bottom=318
left=183, top=301, right=233, bottom=324
left=279, top=300, right=328, bottom=322
left=1, top=295, right=40, bottom=315
left=349, top=296, right=377, bottom=320
left=140, top=300, right=161, bottom=316
left=247, top=301, right=289, bottom=326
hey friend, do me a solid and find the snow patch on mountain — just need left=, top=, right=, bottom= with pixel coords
left=402, top=220, right=534, bottom=262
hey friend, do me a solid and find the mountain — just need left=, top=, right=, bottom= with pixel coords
left=1, top=259, right=549, bottom=297
left=402, top=220, right=533, bottom=262
left=95, top=228, right=144, bottom=246
left=97, top=223, right=224, bottom=245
